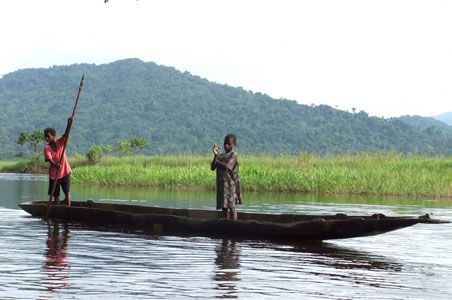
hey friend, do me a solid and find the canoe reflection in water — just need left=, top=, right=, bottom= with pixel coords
left=251, top=241, right=404, bottom=289
left=42, top=221, right=70, bottom=293
left=214, top=239, right=241, bottom=298
left=289, top=242, right=403, bottom=271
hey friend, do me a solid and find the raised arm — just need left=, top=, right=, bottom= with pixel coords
left=214, top=151, right=237, bottom=170
left=211, top=144, right=220, bottom=170
left=63, top=117, right=73, bottom=139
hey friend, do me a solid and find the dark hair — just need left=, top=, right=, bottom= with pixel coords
left=44, top=127, right=56, bottom=138
left=224, top=133, right=237, bottom=145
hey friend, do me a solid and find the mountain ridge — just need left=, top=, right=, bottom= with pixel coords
left=0, top=58, right=450, bottom=158
left=433, top=112, right=452, bottom=126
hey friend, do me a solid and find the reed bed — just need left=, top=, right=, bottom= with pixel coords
left=70, top=153, right=452, bottom=198
left=0, top=160, right=45, bottom=173
left=0, top=161, right=16, bottom=172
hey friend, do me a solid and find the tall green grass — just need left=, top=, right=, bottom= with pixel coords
left=0, top=159, right=46, bottom=173
left=0, top=161, right=16, bottom=172
left=2, top=153, right=450, bottom=197
left=69, top=153, right=451, bottom=198
left=72, top=155, right=214, bottom=189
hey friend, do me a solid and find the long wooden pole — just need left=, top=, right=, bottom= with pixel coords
left=46, top=75, right=84, bottom=219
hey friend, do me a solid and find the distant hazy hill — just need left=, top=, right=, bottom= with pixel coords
left=0, top=58, right=451, bottom=158
left=398, top=115, right=451, bottom=132
left=434, top=112, right=452, bottom=126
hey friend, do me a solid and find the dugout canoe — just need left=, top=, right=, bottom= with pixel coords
left=19, top=200, right=449, bottom=241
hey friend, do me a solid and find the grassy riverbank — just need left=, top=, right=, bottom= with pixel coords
left=0, top=161, right=19, bottom=171
left=2, top=153, right=451, bottom=197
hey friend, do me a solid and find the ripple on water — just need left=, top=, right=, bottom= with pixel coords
left=1, top=205, right=452, bottom=299
left=0, top=173, right=47, bottom=181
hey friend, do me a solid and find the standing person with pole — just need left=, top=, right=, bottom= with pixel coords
left=45, top=75, right=84, bottom=209
left=44, top=117, right=74, bottom=207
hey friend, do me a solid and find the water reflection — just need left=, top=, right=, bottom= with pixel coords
left=261, top=241, right=404, bottom=289
left=41, top=221, right=70, bottom=295
left=213, top=239, right=241, bottom=298
left=1, top=172, right=451, bottom=299
left=290, top=242, right=403, bottom=271
left=253, top=240, right=404, bottom=271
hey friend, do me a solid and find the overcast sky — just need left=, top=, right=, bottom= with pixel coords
left=1, top=0, right=451, bottom=118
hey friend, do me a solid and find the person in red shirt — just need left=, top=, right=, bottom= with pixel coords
left=44, top=117, right=73, bottom=207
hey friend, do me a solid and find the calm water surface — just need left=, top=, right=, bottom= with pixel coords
left=0, top=173, right=451, bottom=299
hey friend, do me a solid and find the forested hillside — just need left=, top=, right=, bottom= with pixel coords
left=399, top=115, right=452, bottom=133
left=0, top=58, right=451, bottom=158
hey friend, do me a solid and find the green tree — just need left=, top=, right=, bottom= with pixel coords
left=16, top=130, right=44, bottom=158
left=86, top=145, right=104, bottom=164
left=129, top=137, right=148, bottom=155
left=116, top=139, right=130, bottom=157
left=116, top=138, right=148, bottom=156
left=16, top=130, right=45, bottom=172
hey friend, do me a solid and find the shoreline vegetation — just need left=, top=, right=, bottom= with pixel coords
left=1, top=153, right=451, bottom=198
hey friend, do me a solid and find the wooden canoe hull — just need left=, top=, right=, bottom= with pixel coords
left=19, top=200, right=449, bottom=241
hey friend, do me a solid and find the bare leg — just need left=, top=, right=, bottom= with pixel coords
left=54, top=196, right=60, bottom=206
left=230, top=207, right=237, bottom=221
left=65, top=192, right=71, bottom=207
left=222, top=208, right=229, bottom=220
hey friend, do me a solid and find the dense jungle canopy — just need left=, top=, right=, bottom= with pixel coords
left=0, top=58, right=451, bottom=158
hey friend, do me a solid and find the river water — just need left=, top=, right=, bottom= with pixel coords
left=0, top=173, right=451, bottom=299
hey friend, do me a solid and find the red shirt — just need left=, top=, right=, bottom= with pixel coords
left=44, top=136, right=72, bottom=180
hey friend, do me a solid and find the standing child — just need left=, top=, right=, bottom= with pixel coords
left=211, top=133, right=242, bottom=220
left=44, top=117, right=73, bottom=207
